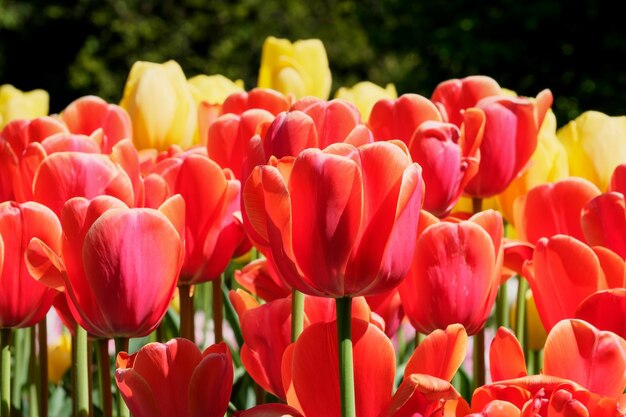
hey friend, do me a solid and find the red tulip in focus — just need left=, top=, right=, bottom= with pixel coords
left=26, top=195, right=184, bottom=338
left=575, top=289, right=626, bottom=339
left=234, top=258, right=291, bottom=302
left=368, top=93, right=443, bottom=144
left=407, top=110, right=484, bottom=217
left=116, top=338, right=232, bottom=417
left=431, top=75, right=502, bottom=126
left=60, top=95, right=132, bottom=153
left=243, top=141, right=424, bottom=297
left=464, top=90, right=553, bottom=197
left=480, top=319, right=626, bottom=416
left=399, top=210, right=503, bottom=335
left=150, top=153, right=246, bottom=285
left=207, top=109, right=274, bottom=180
left=514, top=177, right=601, bottom=244
left=523, top=234, right=626, bottom=331
left=0, top=201, right=61, bottom=328
left=581, top=191, right=626, bottom=258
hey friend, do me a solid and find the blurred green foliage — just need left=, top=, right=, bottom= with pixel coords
left=1, top=0, right=624, bottom=125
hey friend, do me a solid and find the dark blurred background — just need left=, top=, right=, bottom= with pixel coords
left=1, top=0, right=624, bottom=125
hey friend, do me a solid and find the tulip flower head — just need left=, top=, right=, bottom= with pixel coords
left=257, top=36, right=332, bottom=100
left=335, top=81, right=397, bottom=121
left=243, top=141, right=424, bottom=298
left=0, top=84, right=49, bottom=129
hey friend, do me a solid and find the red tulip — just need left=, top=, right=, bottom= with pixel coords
left=523, top=235, right=626, bottom=331
left=489, top=327, right=527, bottom=382
left=431, top=75, right=502, bottom=126
left=368, top=93, right=443, bottom=144
left=222, top=88, right=291, bottom=116
left=399, top=210, right=503, bottom=335
left=32, top=152, right=135, bottom=215
left=575, top=289, right=626, bottom=340
left=515, top=177, right=601, bottom=244
left=26, top=195, right=184, bottom=338
left=0, top=116, right=67, bottom=201
left=610, top=164, right=626, bottom=195
left=464, top=90, right=553, bottom=197
left=581, top=192, right=626, bottom=258
left=243, top=141, right=424, bottom=297
left=150, top=153, right=246, bottom=284
left=116, top=338, right=232, bottom=417
left=407, top=109, right=484, bottom=217
left=234, top=258, right=291, bottom=302
left=60, top=95, right=132, bottom=153
left=0, top=201, right=61, bottom=328
left=207, top=109, right=274, bottom=179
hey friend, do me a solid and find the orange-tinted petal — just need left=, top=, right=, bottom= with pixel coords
left=234, top=404, right=304, bottom=417
left=384, top=374, right=462, bottom=417
left=189, top=342, right=233, bottom=417
left=575, top=289, right=626, bottom=339
left=581, top=193, right=626, bottom=258
left=543, top=319, right=626, bottom=398
left=490, top=327, right=527, bottom=382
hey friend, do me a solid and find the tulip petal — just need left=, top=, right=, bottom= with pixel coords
left=383, top=374, right=463, bottom=417
left=189, top=343, right=233, bottom=417
left=115, top=368, right=162, bottom=417
left=24, top=237, right=66, bottom=291
left=234, top=404, right=304, bottom=417
left=292, top=319, right=395, bottom=417
left=581, top=193, right=626, bottom=258
left=543, top=319, right=626, bottom=398
left=405, top=324, right=468, bottom=382
left=490, top=327, right=527, bottom=382
left=575, top=289, right=626, bottom=341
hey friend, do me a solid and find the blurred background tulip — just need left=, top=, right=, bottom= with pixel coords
left=257, top=36, right=332, bottom=100
left=120, top=60, right=197, bottom=151
left=335, top=81, right=397, bottom=121
left=0, top=84, right=49, bottom=129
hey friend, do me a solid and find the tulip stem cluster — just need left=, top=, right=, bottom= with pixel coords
left=291, top=290, right=305, bottom=342
left=473, top=330, right=486, bottom=389
left=336, top=297, right=356, bottom=417
left=37, top=319, right=47, bottom=416
left=27, top=330, right=37, bottom=417
left=75, top=326, right=89, bottom=417
left=179, top=284, right=194, bottom=341
left=1, top=329, right=11, bottom=417
left=114, top=338, right=130, bottom=417
left=515, top=276, right=529, bottom=349
left=495, top=284, right=508, bottom=328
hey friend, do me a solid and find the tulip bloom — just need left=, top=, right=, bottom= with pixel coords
left=0, top=201, right=61, bottom=328
left=188, top=74, right=244, bottom=106
left=399, top=210, right=503, bottom=335
left=116, top=338, right=232, bottom=417
left=523, top=234, right=625, bottom=331
left=60, top=95, right=132, bottom=153
left=334, top=81, right=397, bottom=121
left=120, top=60, right=197, bottom=150
left=0, top=84, right=49, bottom=128
left=26, top=195, right=184, bottom=338
left=558, top=110, right=626, bottom=191
left=368, top=93, right=444, bottom=145
left=221, top=88, right=291, bottom=116
left=581, top=192, right=626, bottom=258
left=243, top=141, right=424, bottom=297
left=257, top=36, right=332, bottom=99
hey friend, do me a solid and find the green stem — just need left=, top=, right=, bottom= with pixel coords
left=496, top=283, right=508, bottom=328
left=1, top=328, right=12, bottom=417
left=28, top=327, right=38, bottom=417
left=415, top=332, right=425, bottom=348
left=473, top=329, right=485, bottom=389
left=75, top=326, right=89, bottom=417
left=38, top=319, right=48, bottom=416
left=336, top=298, right=355, bottom=417
left=115, top=338, right=130, bottom=417
left=97, top=340, right=113, bottom=417
left=291, top=290, right=304, bottom=342
left=11, top=329, right=23, bottom=411
left=179, top=285, right=193, bottom=341
left=71, top=333, right=77, bottom=417
left=212, top=278, right=223, bottom=344
left=515, top=276, right=528, bottom=352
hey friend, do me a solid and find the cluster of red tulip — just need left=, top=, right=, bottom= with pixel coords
left=1, top=53, right=625, bottom=417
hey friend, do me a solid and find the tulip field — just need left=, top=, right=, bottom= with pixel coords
left=1, top=35, right=626, bottom=417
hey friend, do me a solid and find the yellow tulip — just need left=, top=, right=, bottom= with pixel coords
left=188, top=74, right=244, bottom=106
left=257, top=36, right=332, bottom=99
left=335, top=81, right=397, bottom=121
left=557, top=110, right=626, bottom=191
left=48, top=333, right=72, bottom=384
left=0, top=84, right=49, bottom=128
left=120, top=60, right=197, bottom=150
left=497, top=110, right=569, bottom=225
left=452, top=195, right=500, bottom=215
left=510, top=288, right=548, bottom=351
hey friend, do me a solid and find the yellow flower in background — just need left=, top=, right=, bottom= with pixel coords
left=497, top=109, right=569, bottom=225
left=335, top=81, right=397, bottom=121
left=0, top=84, right=49, bottom=128
left=120, top=60, right=197, bottom=150
left=48, top=333, right=72, bottom=384
left=510, top=288, right=548, bottom=351
left=188, top=74, right=244, bottom=106
left=557, top=110, right=626, bottom=191
left=258, top=36, right=332, bottom=99
left=452, top=195, right=500, bottom=216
